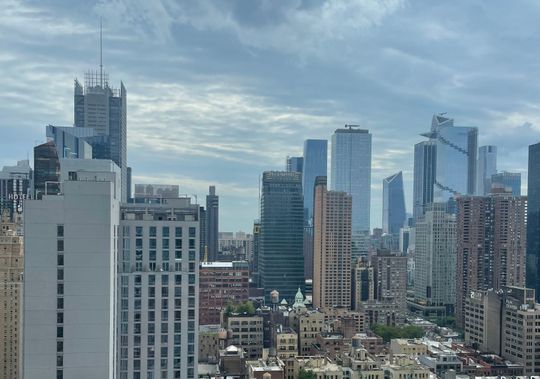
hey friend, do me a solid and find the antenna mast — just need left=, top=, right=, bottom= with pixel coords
left=100, top=18, right=103, bottom=87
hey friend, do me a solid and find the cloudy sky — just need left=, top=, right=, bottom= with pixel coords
left=1, top=0, right=539, bottom=231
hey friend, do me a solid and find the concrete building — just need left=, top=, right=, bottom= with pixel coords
left=133, top=184, right=179, bottom=202
left=330, top=126, right=372, bottom=233
left=476, top=145, right=497, bottom=195
left=206, top=186, right=219, bottom=262
left=313, top=176, right=352, bottom=309
left=246, top=357, right=285, bottom=379
left=382, top=356, right=430, bottom=379
left=198, top=325, right=226, bottom=363
left=225, top=314, right=264, bottom=359
left=199, top=261, right=249, bottom=325
left=0, top=210, right=23, bottom=379
left=390, top=339, right=428, bottom=357
left=275, top=326, right=298, bottom=360
left=23, top=160, right=121, bottom=379
left=342, top=347, right=384, bottom=379
left=373, top=250, right=407, bottom=313
left=464, top=290, right=502, bottom=353
left=412, top=203, right=456, bottom=315
left=260, top=172, right=304, bottom=303
left=456, top=191, right=527, bottom=328
left=0, top=160, right=32, bottom=220
left=293, top=356, right=342, bottom=379
left=351, top=258, right=375, bottom=311
left=118, top=198, right=201, bottom=379
left=289, top=309, right=324, bottom=355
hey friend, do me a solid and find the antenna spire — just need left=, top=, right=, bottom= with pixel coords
left=100, top=18, right=103, bottom=87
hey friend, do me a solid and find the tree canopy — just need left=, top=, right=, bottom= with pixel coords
left=371, top=324, right=424, bottom=342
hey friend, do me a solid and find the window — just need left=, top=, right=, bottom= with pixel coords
left=189, top=227, right=196, bottom=238
left=56, top=355, right=63, bottom=367
left=136, top=227, right=143, bottom=237
left=57, top=326, right=63, bottom=338
left=149, top=275, right=155, bottom=285
left=57, top=298, right=64, bottom=309
left=57, top=254, right=64, bottom=266
left=175, top=227, right=182, bottom=237
left=175, top=239, right=182, bottom=249
left=57, top=369, right=63, bottom=379
left=57, top=239, right=64, bottom=252
left=161, top=275, right=169, bottom=285
left=150, top=226, right=157, bottom=237
left=57, top=312, right=64, bottom=324
left=57, top=283, right=64, bottom=295
left=57, top=225, right=64, bottom=237
left=57, top=341, right=63, bottom=353
left=57, top=268, right=64, bottom=280
left=189, top=239, right=195, bottom=249
left=162, top=227, right=169, bottom=237
left=174, top=275, right=181, bottom=285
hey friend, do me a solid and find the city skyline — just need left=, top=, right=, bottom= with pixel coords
left=1, top=1, right=537, bottom=231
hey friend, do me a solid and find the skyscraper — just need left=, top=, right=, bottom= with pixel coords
left=74, top=68, right=128, bottom=201
left=0, top=210, right=23, bottom=379
left=23, top=160, right=121, bottom=379
left=286, top=156, right=304, bottom=174
left=330, top=126, right=372, bottom=232
left=413, top=115, right=477, bottom=220
left=476, top=145, right=497, bottom=195
left=260, top=171, right=304, bottom=302
left=33, top=141, right=60, bottom=199
left=382, top=171, right=406, bottom=235
left=455, top=190, right=527, bottom=328
left=302, top=140, right=328, bottom=224
left=492, top=171, right=521, bottom=196
left=413, top=203, right=456, bottom=315
left=206, top=185, right=219, bottom=261
left=118, top=199, right=201, bottom=379
left=313, top=176, right=352, bottom=309
left=526, top=142, right=540, bottom=301
left=412, top=140, right=436, bottom=221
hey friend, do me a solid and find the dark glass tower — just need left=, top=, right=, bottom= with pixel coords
left=527, top=143, right=540, bottom=301
left=33, top=141, right=60, bottom=199
left=286, top=156, right=304, bottom=174
left=302, top=140, right=327, bottom=224
left=205, top=185, right=219, bottom=261
left=382, top=171, right=406, bottom=235
left=260, top=171, right=304, bottom=302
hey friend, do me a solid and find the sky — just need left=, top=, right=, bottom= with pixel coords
left=1, top=0, right=540, bottom=232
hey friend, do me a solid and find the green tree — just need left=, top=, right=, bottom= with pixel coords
left=371, top=324, right=424, bottom=342
left=298, top=368, right=317, bottom=379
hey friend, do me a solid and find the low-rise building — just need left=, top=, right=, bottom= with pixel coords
left=226, top=314, right=264, bottom=359
left=293, top=356, right=343, bottom=379
left=219, top=345, right=246, bottom=378
left=199, top=325, right=227, bottom=363
left=313, top=333, right=347, bottom=360
left=351, top=333, right=384, bottom=355
left=342, top=347, right=384, bottom=379
left=289, top=309, right=324, bottom=355
left=390, top=339, right=427, bottom=357
left=275, top=326, right=298, bottom=360
left=382, top=356, right=430, bottom=379
left=246, top=357, right=285, bottom=379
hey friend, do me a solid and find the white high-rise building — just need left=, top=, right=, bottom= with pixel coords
left=330, top=126, right=372, bottom=233
left=23, top=160, right=121, bottom=379
left=118, top=199, right=200, bottom=379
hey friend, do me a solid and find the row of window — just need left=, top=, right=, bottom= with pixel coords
left=123, top=226, right=197, bottom=239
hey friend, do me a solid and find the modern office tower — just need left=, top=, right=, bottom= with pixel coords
left=74, top=67, right=128, bottom=201
left=23, top=160, right=121, bottom=379
left=476, top=145, right=497, bottom=195
left=312, top=176, right=352, bottom=309
left=456, top=191, right=527, bottom=328
left=303, top=225, right=314, bottom=280
left=205, top=186, right=219, bottom=262
left=260, top=172, right=304, bottom=302
left=330, top=126, right=372, bottom=232
left=528, top=143, right=540, bottom=301
left=199, top=261, right=249, bottom=325
left=286, top=156, right=304, bottom=174
left=0, top=210, right=23, bottom=379
left=351, top=259, right=375, bottom=310
left=251, top=221, right=261, bottom=286
left=0, top=160, right=31, bottom=219
left=118, top=199, right=200, bottom=379
left=413, top=115, right=477, bottom=218
left=412, top=203, right=456, bottom=316
left=412, top=140, right=436, bottom=220
left=372, top=250, right=408, bottom=314
left=491, top=171, right=521, bottom=196
left=33, top=140, right=61, bottom=198
left=133, top=184, right=180, bottom=202
left=382, top=171, right=406, bottom=236
left=127, top=166, right=132, bottom=200
left=302, top=140, right=328, bottom=224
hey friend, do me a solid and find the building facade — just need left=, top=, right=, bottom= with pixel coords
left=259, top=172, right=304, bottom=302
left=302, top=140, right=327, bottom=225
left=330, top=126, right=372, bottom=233
left=527, top=142, right=540, bottom=301
left=33, top=140, right=61, bottom=199
left=313, top=176, right=352, bottom=309
left=456, top=192, right=527, bottom=328
left=118, top=199, right=200, bottom=379
left=0, top=160, right=32, bottom=220
left=382, top=171, right=406, bottom=236
left=199, top=261, right=249, bottom=326
left=476, top=145, right=497, bottom=195
left=492, top=171, right=521, bottom=196
left=286, top=156, right=303, bottom=174
left=206, top=186, right=219, bottom=262
left=23, top=160, right=121, bottom=379
left=412, top=140, right=436, bottom=221
left=413, top=203, right=456, bottom=313
left=0, top=210, right=23, bottom=379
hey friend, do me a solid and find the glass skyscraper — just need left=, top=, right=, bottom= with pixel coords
left=492, top=171, right=521, bottom=196
left=382, top=171, right=406, bottom=236
left=527, top=142, right=540, bottom=301
left=330, top=127, right=371, bottom=232
left=414, top=114, right=477, bottom=220
left=302, top=140, right=327, bottom=224
left=286, top=156, right=304, bottom=174
left=74, top=72, right=128, bottom=202
left=476, top=145, right=497, bottom=195
left=259, top=171, right=304, bottom=302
